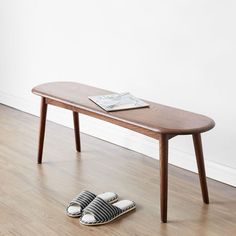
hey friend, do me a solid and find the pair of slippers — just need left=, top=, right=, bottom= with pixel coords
left=66, top=190, right=136, bottom=225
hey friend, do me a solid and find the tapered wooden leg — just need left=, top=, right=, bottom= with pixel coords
left=192, top=133, right=209, bottom=204
left=159, top=134, right=169, bottom=223
left=37, top=97, right=48, bottom=164
left=73, top=112, right=81, bottom=152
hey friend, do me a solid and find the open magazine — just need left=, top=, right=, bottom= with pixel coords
left=88, top=92, right=149, bottom=112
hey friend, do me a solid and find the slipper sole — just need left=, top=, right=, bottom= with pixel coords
left=80, top=205, right=136, bottom=226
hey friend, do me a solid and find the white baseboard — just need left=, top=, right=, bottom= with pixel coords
left=1, top=90, right=236, bottom=187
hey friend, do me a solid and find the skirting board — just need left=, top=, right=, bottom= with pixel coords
left=0, top=90, right=236, bottom=187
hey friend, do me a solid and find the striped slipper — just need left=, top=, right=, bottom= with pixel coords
left=80, top=197, right=136, bottom=225
left=66, top=190, right=118, bottom=218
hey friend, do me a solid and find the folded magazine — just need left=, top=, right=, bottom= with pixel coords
left=88, top=92, right=149, bottom=112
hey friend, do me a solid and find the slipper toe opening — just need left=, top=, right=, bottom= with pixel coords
left=67, top=205, right=82, bottom=215
left=113, top=200, right=136, bottom=211
left=97, top=192, right=117, bottom=202
left=81, top=214, right=96, bottom=223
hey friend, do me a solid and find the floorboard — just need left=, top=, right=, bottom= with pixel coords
left=0, top=104, right=235, bottom=236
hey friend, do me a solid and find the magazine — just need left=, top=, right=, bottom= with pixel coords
left=88, top=92, right=149, bottom=112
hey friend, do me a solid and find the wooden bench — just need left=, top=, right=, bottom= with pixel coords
left=32, top=82, right=215, bottom=223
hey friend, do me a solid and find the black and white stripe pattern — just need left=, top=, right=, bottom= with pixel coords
left=69, top=190, right=96, bottom=211
left=82, top=197, right=123, bottom=223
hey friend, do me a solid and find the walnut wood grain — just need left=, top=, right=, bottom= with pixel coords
left=159, top=134, right=169, bottom=223
left=46, top=98, right=160, bottom=139
left=32, top=82, right=215, bottom=136
left=193, top=133, right=209, bottom=204
left=37, top=97, right=47, bottom=164
left=72, top=112, right=81, bottom=152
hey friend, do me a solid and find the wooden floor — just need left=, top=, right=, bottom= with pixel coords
left=0, top=104, right=235, bottom=236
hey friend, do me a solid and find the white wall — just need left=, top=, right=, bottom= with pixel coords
left=1, top=0, right=236, bottom=186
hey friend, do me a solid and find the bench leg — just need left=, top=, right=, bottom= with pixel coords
left=192, top=133, right=209, bottom=204
left=37, top=97, right=48, bottom=164
left=73, top=112, right=81, bottom=152
left=159, top=134, right=169, bottom=223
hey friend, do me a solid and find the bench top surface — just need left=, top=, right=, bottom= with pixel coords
left=32, top=82, right=215, bottom=135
